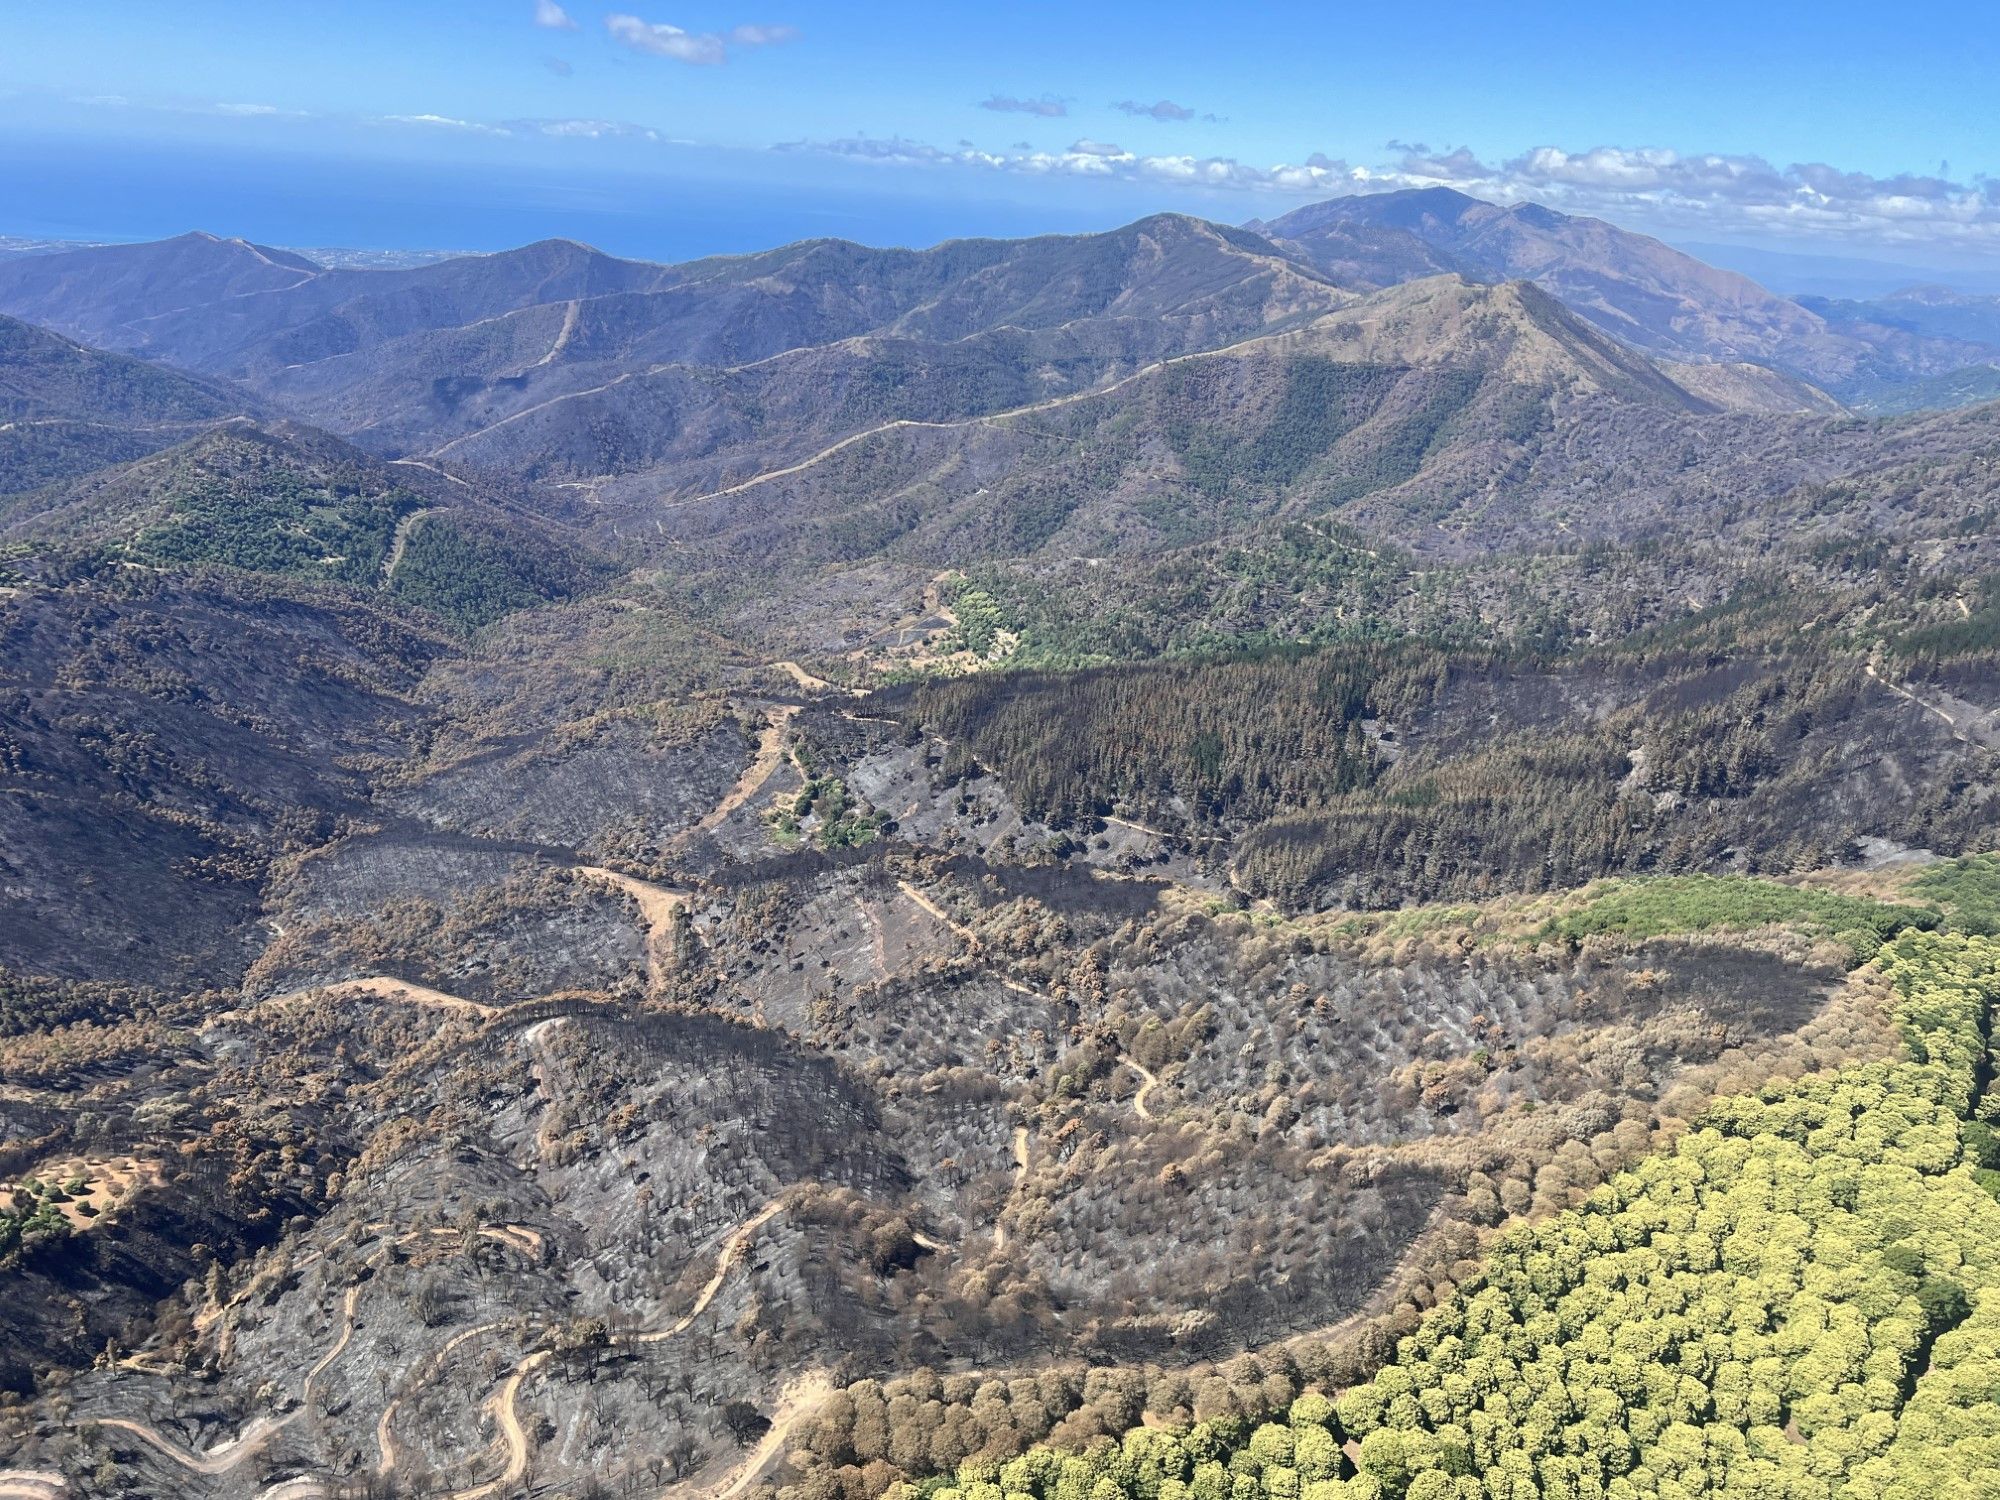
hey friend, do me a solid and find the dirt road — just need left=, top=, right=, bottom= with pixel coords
left=280, top=975, right=497, bottom=1020
left=1865, top=660, right=1976, bottom=745
left=572, top=865, right=689, bottom=987
left=381, top=508, right=435, bottom=584
left=89, top=1262, right=371, bottom=1479
left=699, top=1370, right=835, bottom=1500
left=994, top=1126, right=1032, bottom=1251
left=772, top=659, right=850, bottom=694
left=897, top=879, right=976, bottom=943
left=670, top=706, right=798, bottom=844
left=1128, top=1059, right=1161, bottom=1120
left=444, top=1199, right=788, bottom=1500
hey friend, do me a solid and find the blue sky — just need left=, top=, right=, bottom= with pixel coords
left=3, top=0, right=1999, bottom=266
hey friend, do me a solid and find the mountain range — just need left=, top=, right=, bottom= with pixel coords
left=0, top=190, right=1992, bottom=554
left=7, top=186, right=2000, bottom=1500
left=0, top=193, right=1991, bottom=491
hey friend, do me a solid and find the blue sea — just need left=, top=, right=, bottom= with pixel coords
left=0, top=131, right=1156, bottom=263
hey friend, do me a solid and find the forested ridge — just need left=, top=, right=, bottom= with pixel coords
left=905, top=642, right=2000, bottom=909
left=894, top=928, right=2000, bottom=1500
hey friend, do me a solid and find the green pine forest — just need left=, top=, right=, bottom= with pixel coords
left=897, top=927, right=2000, bottom=1500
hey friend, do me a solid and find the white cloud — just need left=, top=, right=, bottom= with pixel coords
left=606, top=15, right=790, bottom=63
left=534, top=0, right=578, bottom=29
left=507, top=116, right=663, bottom=141
left=977, top=94, right=1068, bottom=118
left=730, top=23, right=797, bottom=46
left=606, top=15, right=726, bottom=63
left=1371, top=142, right=2000, bottom=248
left=214, top=102, right=299, bottom=117
left=782, top=135, right=1359, bottom=196
left=383, top=113, right=513, bottom=136
left=1113, top=99, right=1195, bottom=122
left=773, top=132, right=2000, bottom=251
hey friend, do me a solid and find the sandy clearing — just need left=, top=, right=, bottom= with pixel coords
left=1, top=1156, right=164, bottom=1231
left=276, top=975, right=499, bottom=1020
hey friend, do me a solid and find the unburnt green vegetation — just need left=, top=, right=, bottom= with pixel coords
left=892, top=931, right=2000, bottom=1500
left=1911, top=854, right=2000, bottom=937
left=126, top=463, right=415, bottom=585
left=1539, top=875, right=1940, bottom=964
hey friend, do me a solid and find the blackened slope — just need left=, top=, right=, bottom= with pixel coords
left=0, top=314, right=253, bottom=494
left=0, top=570, right=451, bottom=987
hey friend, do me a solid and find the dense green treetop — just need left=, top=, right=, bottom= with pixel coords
left=899, top=931, right=2000, bottom=1500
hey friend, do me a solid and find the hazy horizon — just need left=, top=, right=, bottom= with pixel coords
left=13, top=135, right=2000, bottom=304
left=10, top=0, right=2000, bottom=284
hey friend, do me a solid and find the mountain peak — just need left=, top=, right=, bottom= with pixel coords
left=1502, top=200, right=1570, bottom=231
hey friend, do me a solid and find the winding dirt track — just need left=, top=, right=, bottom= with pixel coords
left=652, top=321, right=1342, bottom=517
left=445, top=1199, right=788, bottom=1500
left=96, top=1403, right=294, bottom=1475
left=377, top=1318, right=517, bottom=1475
left=302, top=1285, right=363, bottom=1410
left=67, top=1219, right=542, bottom=1494
left=1128, top=1060, right=1161, bottom=1120
left=0, top=1473, right=67, bottom=1499
left=64, top=686, right=853, bottom=1497
left=91, top=1268, right=376, bottom=1478
left=699, top=1370, right=835, bottom=1500
left=522, top=1016, right=576, bottom=1163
